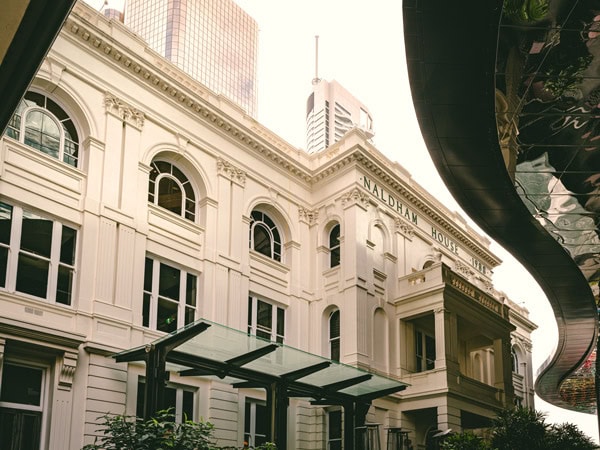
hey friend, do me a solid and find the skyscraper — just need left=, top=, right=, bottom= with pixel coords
left=306, top=79, right=374, bottom=154
left=125, top=0, right=258, bottom=117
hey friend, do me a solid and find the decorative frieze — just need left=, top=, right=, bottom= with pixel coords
left=341, top=188, right=370, bottom=209
left=454, top=260, right=474, bottom=279
left=58, top=351, right=78, bottom=391
left=298, top=207, right=318, bottom=225
left=216, top=157, right=246, bottom=186
left=104, top=92, right=145, bottom=129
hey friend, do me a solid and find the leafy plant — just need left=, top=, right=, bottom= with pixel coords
left=491, top=407, right=548, bottom=450
left=82, top=409, right=214, bottom=450
left=504, top=0, right=549, bottom=23
left=440, top=431, right=490, bottom=450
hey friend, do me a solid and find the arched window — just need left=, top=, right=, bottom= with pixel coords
left=249, top=210, right=281, bottom=262
left=6, top=91, right=79, bottom=167
left=511, top=346, right=519, bottom=373
left=329, top=310, right=340, bottom=361
left=329, top=223, right=341, bottom=268
left=148, top=160, right=196, bottom=221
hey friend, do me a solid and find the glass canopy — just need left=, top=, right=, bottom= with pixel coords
left=114, top=318, right=408, bottom=403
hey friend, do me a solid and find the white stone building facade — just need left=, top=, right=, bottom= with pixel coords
left=0, top=3, right=535, bottom=449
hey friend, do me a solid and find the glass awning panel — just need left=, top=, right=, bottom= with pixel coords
left=114, top=318, right=408, bottom=402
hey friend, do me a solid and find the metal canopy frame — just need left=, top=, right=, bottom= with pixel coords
left=114, top=319, right=408, bottom=450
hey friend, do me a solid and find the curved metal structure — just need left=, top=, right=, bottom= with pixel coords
left=403, top=0, right=598, bottom=411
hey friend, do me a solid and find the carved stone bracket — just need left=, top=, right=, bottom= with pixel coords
left=298, top=207, right=318, bottom=225
left=395, top=217, right=414, bottom=238
left=104, top=92, right=145, bottom=129
left=58, top=351, right=78, bottom=391
left=341, top=188, right=370, bottom=209
left=216, top=157, right=246, bottom=187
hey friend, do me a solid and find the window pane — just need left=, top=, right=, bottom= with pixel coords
left=186, top=274, right=197, bottom=306
left=60, top=226, right=77, bottom=265
left=21, top=213, right=52, bottom=257
left=277, top=307, right=285, bottom=338
left=244, top=401, right=251, bottom=434
left=0, top=247, right=7, bottom=288
left=0, top=203, right=12, bottom=245
left=253, top=224, right=271, bottom=257
left=329, top=311, right=340, bottom=339
left=144, top=258, right=153, bottom=292
left=56, top=265, right=74, bottom=305
left=182, top=390, right=194, bottom=421
left=185, top=306, right=195, bottom=325
left=248, top=297, right=253, bottom=334
left=0, top=364, right=43, bottom=405
left=157, top=297, right=178, bottom=333
left=330, top=339, right=340, bottom=362
left=159, top=263, right=180, bottom=300
left=426, top=335, right=436, bottom=370
left=164, top=386, right=176, bottom=413
left=330, top=247, right=340, bottom=267
left=157, top=177, right=182, bottom=215
left=143, top=293, right=151, bottom=327
left=329, top=410, right=342, bottom=439
left=255, top=403, right=268, bottom=435
left=0, top=410, right=41, bottom=450
left=329, top=224, right=340, bottom=248
left=16, top=254, right=49, bottom=298
left=256, top=300, right=272, bottom=333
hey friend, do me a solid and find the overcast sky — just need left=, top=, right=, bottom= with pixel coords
left=85, top=0, right=599, bottom=441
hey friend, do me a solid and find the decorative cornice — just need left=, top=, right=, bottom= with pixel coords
left=58, top=351, right=78, bottom=391
left=341, top=188, right=370, bottom=209
left=298, top=207, right=318, bottom=225
left=66, top=8, right=497, bottom=267
left=104, top=92, right=145, bottom=129
left=65, top=13, right=312, bottom=183
left=216, top=157, right=246, bottom=187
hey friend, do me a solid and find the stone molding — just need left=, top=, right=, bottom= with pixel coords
left=216, top=157, right=246, bottom=187
left=104, top=92, right=145, bottom=129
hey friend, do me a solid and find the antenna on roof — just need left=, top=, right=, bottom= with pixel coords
left=312, top=35, right=321, bottom=85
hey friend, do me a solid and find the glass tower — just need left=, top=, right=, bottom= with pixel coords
left=125, top=0, right=258, bottom=117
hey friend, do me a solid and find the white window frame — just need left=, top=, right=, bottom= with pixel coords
left=6, top=92, right=79, bottom=168
left=143, top=257, right=198, bottom=332
left=0, top=359, right=51, bottom=450
left=247, top=296, right=285, bottom=343
left=329, top=223, right=341, bottom=268
left=329, top=309, right=340, bottom=362
left=244, top=398, right=268, bottom=447
left=415, top=329, right=436, bottom=372
left=327, top=409, right=343, bottom=450
left=249, top=210, right=282, bottom=262
left=137, top=376, right=196, bottom=423
left=0, top=203, right=77, bottom=305
left=148, top=160, right=196, bottom=222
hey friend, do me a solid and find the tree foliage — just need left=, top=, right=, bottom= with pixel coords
left=440, top=407, right=598, bottom=450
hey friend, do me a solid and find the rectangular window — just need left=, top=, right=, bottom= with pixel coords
left=328, top=409, right=342, bottom=450
left=0, top=362, right=46, bottom=449
left=247, top=296, right=285, bottom=343
left=0, top=202, right=77, bottom=305
left=143, top=257, right=198, bottom=333
left=136, top=377, right=195, bottom=422
left=415, top=330, right=436, bottom=372
left=244, top=399, right=268, bottom=447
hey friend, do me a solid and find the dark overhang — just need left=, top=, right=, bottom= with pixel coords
left=0, top=1, right=76, bottom=135
left=403, top=0, right=598, bottom=412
